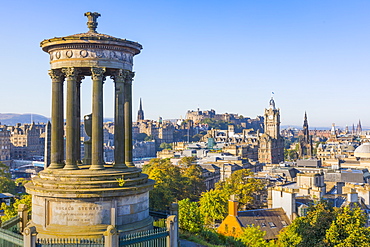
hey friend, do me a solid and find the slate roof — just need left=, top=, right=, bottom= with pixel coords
left=237, top=208, right=290, bottom=240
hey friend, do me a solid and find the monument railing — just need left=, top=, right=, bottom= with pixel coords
left=36, top=238, right=104, bottom=247
left=119, top=227, right=168, bottom=246
left=0, top=228, right=24, bottom=247
left=1, top=215, right=21, bottom=232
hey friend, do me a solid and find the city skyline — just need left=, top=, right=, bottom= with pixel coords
left=1, top=1, right=369, bottom=127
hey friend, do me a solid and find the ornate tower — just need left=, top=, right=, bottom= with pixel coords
left=264, top=97, right=280, bottom=139
left=258, top=97, right=284, bottom=164
left=299, top=112, right=313, bottom=159
left=25, top=12, right=154, bottom=239
left=137, top=98, right=144, bottom=122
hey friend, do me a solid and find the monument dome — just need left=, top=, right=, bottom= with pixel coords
left=354, top=142, right=370, bottom=158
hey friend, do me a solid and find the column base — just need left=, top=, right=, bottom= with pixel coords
left=48, top=162, right=65, bottom=169
left=125, top=162, right=135, bottom=167
left=113, top=162, right=127, bottom=169
left=90, top=164, right=106, bottom=170
left=64, top=163, right=80, bottom=170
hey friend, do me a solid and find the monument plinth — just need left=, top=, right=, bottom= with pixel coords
left=25, top=12, right=154, bottom=239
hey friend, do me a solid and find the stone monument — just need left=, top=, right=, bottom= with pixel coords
left=25, top=12, right=154, bottom=239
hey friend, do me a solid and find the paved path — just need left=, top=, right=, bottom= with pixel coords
left=180, top=239, right=207, bottom=247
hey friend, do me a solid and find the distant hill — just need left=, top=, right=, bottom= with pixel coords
left=0, top=113, right=49, bottom=125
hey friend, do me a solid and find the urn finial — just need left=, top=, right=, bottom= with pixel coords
left=84, top=12, right=101, bottom=33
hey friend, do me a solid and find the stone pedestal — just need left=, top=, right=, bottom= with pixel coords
left=26, top=167, right=154, bottom=238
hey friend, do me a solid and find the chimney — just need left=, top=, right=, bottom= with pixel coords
left=228, top=195, right=238, bottom=216
left=347, top=189, right=358, bottom=203
left=336, top=182, right=344, bottom=194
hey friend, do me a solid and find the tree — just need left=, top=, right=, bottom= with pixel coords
left=144, top=135, right=154, bottom=141
left=135, top=133, right=148, bottom=142
left=324, top=206, right=370, bottom=247
left=199, top=189, right=228, bottom=226
left=215, top=169, right=266, bottom=210
left=158, top=142, right=172, bottom=151
left=143, top=158, right=183, bottom=210
left=238, top=225, right=275, bottom=247
left=278, top=202, right=335, bottom=247
left=178, top=198, right=203, bottom=233
left=1, top=194, right=32, bottom=222
left=181, top=164, right=206, bottom=201
left=0, top=162, right=16, bottom=194
left=201, top=118, right=230, bottom=130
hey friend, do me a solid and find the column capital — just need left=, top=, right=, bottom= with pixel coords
left=62, top=67, right=82, bottom=79
left=110, top=69, right=125, bottom=83
left=48, top=69, right=65, bottom=81
left=91, top=67, right=106, bottom=81
left=123, top=70, right=135, bottom=84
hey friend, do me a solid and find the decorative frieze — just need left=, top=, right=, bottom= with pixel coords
left=50, top=49, right=133, bottom=65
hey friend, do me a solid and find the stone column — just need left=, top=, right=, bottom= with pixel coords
left=124, top=70, right=135, bottom=167
left=75, top=76, right=84, bottom=164
left=63, top=67, right=79, bottom=170
left=111, top=70, right=126, bottom=168
left=90, top=67, right=106, bottom=170
left=48, top=69, right=64, bottom=169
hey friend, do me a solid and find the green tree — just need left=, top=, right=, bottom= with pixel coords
left=159, top=142, right=172, bottom=151
left=181, top=164, right=206, bottom=201
left=144, top=135, right=154, bottom=141
left=201, top=118, right=230, bottom=130
left=135, top=133, right=148, bottom=142
left=324, top=206, right=370, bottom=247
left=277, top=202, right=335, bottom=247
left=178, top=198, right=203, bottom=233
left=1, top=194, right=32, bottom=221
left=0, top=162, right=16, bottom=194
left=238, top=225, right=276, bottom=247
left=143, top=158, right=183, bottom=210
left=199, top=189, right=228, bottom=226
left=215, top=169, right=266, bottom=210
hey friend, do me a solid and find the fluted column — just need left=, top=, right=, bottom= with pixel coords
left=124, top=70, right=135, bottom=167
left=75, top=76, right=84, bottom=165
left=111, top=70, right=127, bottom=169
left=63, top=67, right=80, bottom=170
left=48, top=69, right=65, bottom=169
left=90, top=67, right=106, bottom=170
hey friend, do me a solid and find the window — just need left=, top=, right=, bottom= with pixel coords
left=281, top=221, right=288, bottom=227
left=261, top=223, right=266, bottom=227
left=225, top=224, right=228, bottom=233
left=268, top=222, right=276, bottom=228
left=232, top=227, right=236, bottom=235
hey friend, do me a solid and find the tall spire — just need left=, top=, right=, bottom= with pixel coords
left=137, top=98, right=144, bottom=122
left=303, top=111, right=309, bottom=142
left=357, top=119, right=362, bottom=135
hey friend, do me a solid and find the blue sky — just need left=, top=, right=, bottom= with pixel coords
left=1, top=0, right=370, bottom=128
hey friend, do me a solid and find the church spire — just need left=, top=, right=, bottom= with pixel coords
left=137, top=98, right=144, bottom=122
left=356, top=119, right=362, bottom=135
left=303, top=111, right=309, bottom=142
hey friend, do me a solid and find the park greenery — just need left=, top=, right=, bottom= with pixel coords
left=278, top=202, right=370, bottom=247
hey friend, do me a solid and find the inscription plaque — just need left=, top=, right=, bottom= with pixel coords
left=49, top=201, right=111, bottom=226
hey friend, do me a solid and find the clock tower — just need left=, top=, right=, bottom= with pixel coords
left=264, top=97, right=280, bottom=139
left=258, top=97, right=284, bottom=164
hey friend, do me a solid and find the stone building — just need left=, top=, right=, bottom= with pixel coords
left=135, top=119, right=174, bottom=144
left=258, top=98, right=284, bottom=164
left=0, top=127, right=11, bottom=161
left=6, top=122, right=46, bottom=160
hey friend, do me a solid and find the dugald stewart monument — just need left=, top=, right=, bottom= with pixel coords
left=25, top=12, right=155, bottom=239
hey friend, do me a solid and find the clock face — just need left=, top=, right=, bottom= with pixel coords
left=268, top=115, right=273, bottom=120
